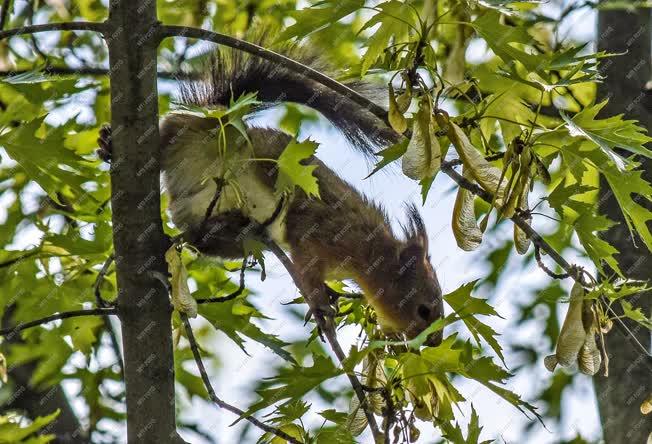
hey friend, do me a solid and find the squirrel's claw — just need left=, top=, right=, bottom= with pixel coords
left=96, top=124, right=113, bottom=163
left=304, top=303, right=337, bottom=343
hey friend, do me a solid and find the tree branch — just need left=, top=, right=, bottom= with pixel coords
left=265, top=239, right=384, bottom=442
left=0, top=308, right=117, bottom=337
left=158, top=25, right=390, bottom=127
left=0, top=66, right=186, bottom=79
left=180, top=314, right=303, bottom=444
left=0, top=21, right=105, bottom=41
left=196, top=257, right=247, bottom=304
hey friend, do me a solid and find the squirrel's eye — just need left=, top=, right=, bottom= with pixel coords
left=417, top=304, right=430, bottom=321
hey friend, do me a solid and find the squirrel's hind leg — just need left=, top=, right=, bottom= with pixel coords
left=188, top=211, right=257, bottom=259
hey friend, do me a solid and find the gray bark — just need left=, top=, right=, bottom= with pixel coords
left=106, top=1, right=185, bottom=442
left=595, top=7, right=652, bottom=444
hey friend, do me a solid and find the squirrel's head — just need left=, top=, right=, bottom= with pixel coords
left=369, top=205, right=444, bottom=346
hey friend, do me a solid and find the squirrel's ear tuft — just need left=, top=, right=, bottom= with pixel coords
left=401, top=203, right=428, bottom=251
left=399, top=241, right=427, bottom=272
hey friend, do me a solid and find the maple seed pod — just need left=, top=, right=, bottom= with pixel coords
left=502, top=172, right=529, bottom=219
left=453, top=168, right=483, bottom=251
left=409, top=424, right=421, bottom=442
left=346, top=395, right=368, bottom=437
left=447, top=122, right=506, bottom=205
left=514, top=215, right=532, bottom=255
left=534, top=155, right=551, bottom=184
left=443, top=24, right=467, bottom=85
left=641, top=393, right=652, bottom=415
left=396, top=79, right=412, bottom=113
left=402, top=101, right=441, bottom=180
left=388, top=84, right=408, bottom=134
left=554, top=281, right=587, bottom=367
left=578, top=332, right=601, bottom=375
left=165, top=246, right=198, bottom=318
left=544, top=354, right=558, bottom=372
left=601, top=318, right=613, bottom=334
left=514, top=185, right=531, bottom=254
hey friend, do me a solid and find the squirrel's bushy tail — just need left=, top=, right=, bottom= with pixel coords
left=179, top=36, right=399, bottom=156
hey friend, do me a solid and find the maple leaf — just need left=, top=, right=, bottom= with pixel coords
left=275, top=139, right=320, bottom=198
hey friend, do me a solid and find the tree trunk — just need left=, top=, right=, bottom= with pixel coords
left=105, top=1, right=185, bottom=442
left=594, top=7, right=652, bottom=444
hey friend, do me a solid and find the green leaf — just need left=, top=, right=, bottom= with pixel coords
left=0, top=410, right=59, bottom=443
left=620, top=300, right=652, bottom=329
left=0, top=117, right=95, bottom=204
left=366, top=138, right=408, bottom=178
left=319, top=409, right=348, bottom=425
left=275, top=138, right=320, bottom=198
left=63, top=316, right=104, bottom=356
left=441, top=405, right=492, bottom=444
left=279, top=0, right=365, bottom=41
left=573, top=213, right=621, bottom=276
left=419, top=174, right=436, bottom=204
left=315, top=426, right=355, bottom=444
left=472, top=11, right=540, bottom=73
left=359, top=1, right=415, bottom=75
left=547, top=181, right=596, bottom=218
left=561, top=101, right=652, bottom=170
left=556, top=141, right=652, bottom=254
left=8, top=332, right=72, bottom=387
left=198, top=300, right=296, bottom=365
left=444, top=281, right=505, bottom=364
left=243, top=355, right=342, bottom=416
left=602, top=166, right=652, bottom=252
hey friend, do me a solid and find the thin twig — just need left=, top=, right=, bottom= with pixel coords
left=91, top=253, right=124, bottom=374
left=0, top=308, right=117, bottom=337
left=196, top=257, right=248, bottom=304
left=534, top=245, right=571, bottom=280
left=0, top=21, right=105, bottom=41
left=601, top=296, right=652, bottom=360
left=0, top=250, right=39, bottom=268
left=103, top=316, right=124, bottom=376
left=265, top=239, right=384, bottom=442
left=180, top=314, right=303, bottom=444
left=0, top=66, right=187, bottom=79
left=93, top=253, right=115, bottom=308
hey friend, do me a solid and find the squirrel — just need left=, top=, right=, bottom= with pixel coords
left=97, top=42, right=444, bottom=346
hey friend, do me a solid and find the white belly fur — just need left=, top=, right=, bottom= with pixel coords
left=163, top=145, right=288, bottom=247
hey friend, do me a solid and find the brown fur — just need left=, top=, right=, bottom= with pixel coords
left=155, top=117, right=443, bottom=344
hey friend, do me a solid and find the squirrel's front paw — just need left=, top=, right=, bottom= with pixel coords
left=96, top=124, right=113, bottom=163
